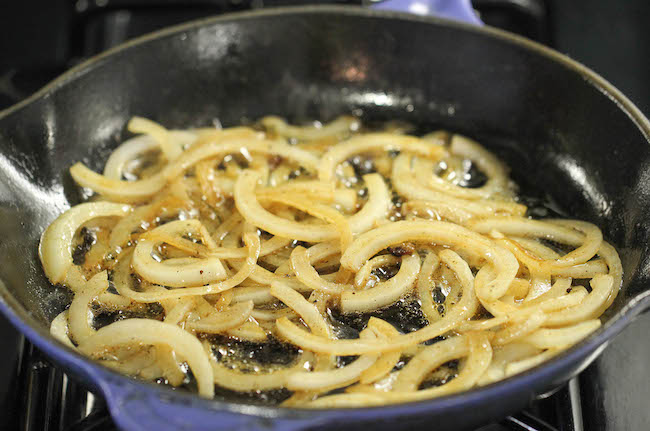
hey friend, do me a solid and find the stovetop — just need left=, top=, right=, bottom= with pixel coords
left=1, top=1, right=649, bottom=430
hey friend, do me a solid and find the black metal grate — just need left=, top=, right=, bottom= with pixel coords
left=15, top=339, right=110, bottom=431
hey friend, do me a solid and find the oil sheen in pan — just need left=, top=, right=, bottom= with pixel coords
left=78, top=141, right=565, bottom=406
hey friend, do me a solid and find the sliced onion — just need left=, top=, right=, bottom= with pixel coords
left=70, top=163, right=167, bottom=203
left=340, top=254, right=421, bottom=313
left=39, top=202, right=131, bottom=284
left=78, top=318, right=214, bottom=397
left=318, top=133, right=447, bottom=182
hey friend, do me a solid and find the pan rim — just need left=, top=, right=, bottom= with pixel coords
left=1, top=4, right=649, bottom=422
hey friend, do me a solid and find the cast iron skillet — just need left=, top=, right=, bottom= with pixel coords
left=1, top=6, right=649, bottom=431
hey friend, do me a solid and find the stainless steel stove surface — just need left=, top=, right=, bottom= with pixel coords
left=1, top=1, right=649, bottom=430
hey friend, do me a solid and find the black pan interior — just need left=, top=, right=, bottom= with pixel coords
left=0, top=7, right=649, bottom=339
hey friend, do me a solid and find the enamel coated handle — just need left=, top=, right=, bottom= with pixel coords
left=369, top=0, right=483, bottom=25
left=99, top=379, right=323, bottom=431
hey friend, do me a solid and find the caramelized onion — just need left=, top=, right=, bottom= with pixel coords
left=40, top=115, right=621, bottom=407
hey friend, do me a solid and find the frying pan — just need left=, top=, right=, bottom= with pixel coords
left=1, top=6, right=650, bottom=431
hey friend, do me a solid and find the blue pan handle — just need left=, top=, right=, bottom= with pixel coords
left=100, top=381, right=252, bottom=431
left=369, top=0, right=483, bottom=25
left=99, top=378, right=326, bottom=431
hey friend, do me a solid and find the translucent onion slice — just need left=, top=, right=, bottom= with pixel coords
left=230, top=286, right=274, bottom=304
left=286, top=330, right=378, bottom=391
left=270, top=281, right=330, bottom=337
left=355, top=333, right=492, bottom=403
left=268, top=141, right=320, bottom=172
left=504, top=348, right=563, bottom=377
left=392, top=336, right=469, bottom=392
left=163, top=299, right=195, bottom=325
left=208, top=233, right=291, bottom=259
left=521, top=320, right=602, bottom=349
left=108, top=196, right=191, bottom=249
left=492, top=311, right=547, bottom=346
left=340, top=253, right=421, bottom=313
left=70, top=163, right=168, bottom=203
left=68, top=271, right=109, bottom=344
left=130, top=219, right=224, bottom=287
left=140, top=219, right=217, bottom=255
left=104, top=128, right=198, bottom=179
left=185, top=301, right=254, bottom=333
left=340, top=220, right=518, bottom=302
left=50, top=311, right=75, bottom=349
left=290, top=246, right=351, bottom=294
left=543, top=274, right=613, bottom=326
left=116, top=233, right=260, bottom=302
left=255, top=268, right=311, bottom=292
left=65, top=266, right=138, bottom=310
left=270, top=281, right=337, bottom=387
left=262, top=195, right=352, bottom=252
left=132, top=239, right=227, bottom=289
left=226, top=319, right=269, bottom=342
left=354, top=254, right=400, bottom=289
left=449, top=134, right=512, bottom=196
left=401, top=333, right=491, bottom=401
left=413, top=158, right=494, bottom=200
left=103, top=135, right=158, bottom=180
left=235, top=171, right=390, bottom=242
left=401, top=200, right=474, bottom=225
left=164, top=137, right=318, bottom=180
left=128, top=117, right=181, bottom=161
left=318, top=133, right=447, bottom=182
left=521, top=288, right=588, bottom=314
left=235, top=170, right=334, bottom=242
left=360, top=318, right=401, bottom=384
left=595, top=242, right=623, bottom=310
left=154, top=345, right=187, bottom=387
left=478, top=343, right=541, bottom=385
left=416, top=252, right=442, bottom=323
left=250, top=307, right=296, bottom=321
left=469, top=217, right=603, bottom=269
left=510, top=237, right=609, bottom=279
left=276, top=249, right=478, bottom=355
left=256, top=181, right=333, bottom=201
left=78, top=318, right=214, bottom=397
left=275, top=240, right=339, bottom=276
left=262, top=115, right=360, bottom=141
left=39, top=202, right=131, bottom=284
left=392, top=154, right=526, bottom=216
left=74, top=133, right=265, bottom=202
left=348, top=173, right=392, bottom=234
